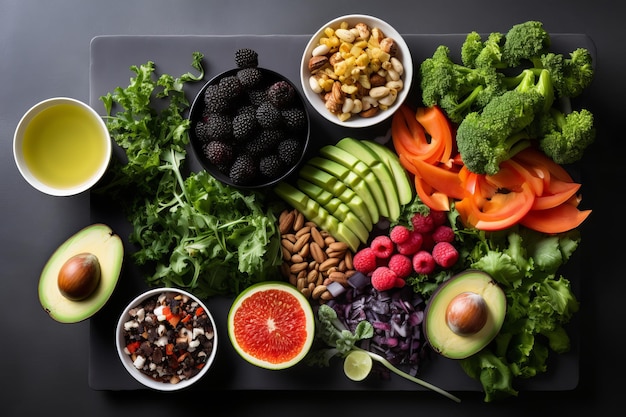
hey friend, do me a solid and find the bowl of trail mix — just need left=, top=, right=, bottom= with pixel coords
left=189, top=48, right=310, bottom=189
left=301, top=14, right=413, bottom=127
left=116, top=288, right=218, bottom=391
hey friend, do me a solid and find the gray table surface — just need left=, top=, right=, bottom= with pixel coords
left=2, top=0, right=622, bottom=415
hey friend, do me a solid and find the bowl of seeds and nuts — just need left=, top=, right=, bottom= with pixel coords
left=300, top=14, right=413, bottom=128
left=116, top=287, right=218, bottom=391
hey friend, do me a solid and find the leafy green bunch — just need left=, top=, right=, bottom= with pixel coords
left=97, top=53, right=282, bottom=297
left=453, top=217, right=581, bottom=401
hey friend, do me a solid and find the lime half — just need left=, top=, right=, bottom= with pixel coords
left=343, top=350, right=373, bottom=381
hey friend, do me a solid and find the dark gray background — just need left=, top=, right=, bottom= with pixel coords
left=1, top=0, right=621, bottom=415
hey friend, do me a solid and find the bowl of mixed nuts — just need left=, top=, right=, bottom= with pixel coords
left=300, top=14, right=413, bottom=128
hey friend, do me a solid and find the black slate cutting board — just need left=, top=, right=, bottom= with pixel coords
left=88, top=34, right=592, bottom=391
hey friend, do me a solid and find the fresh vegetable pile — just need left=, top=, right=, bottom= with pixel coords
left=96, top=53, right=283, bottom=297
left=388, top=20, right=590, bottom=401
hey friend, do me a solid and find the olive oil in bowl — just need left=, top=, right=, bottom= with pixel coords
left=14, top=98, right=111, bottom=196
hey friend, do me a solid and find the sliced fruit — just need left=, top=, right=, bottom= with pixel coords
left=318, top=145, right=390, bottom=219
left=306, top=158, right=380, bottom=224
left=298, top=164, right=373, bottom=229
left=360, top=139, right=413, bottom=206
left=343, top=350, right=373, bottom=381
left=297, top=179, right=370, bottom=244
left=335, top=137, right=401, bottom=221
left=274, top=182, right=361, bottom=251
left=227, top=281, right=315, bottom=370
left=39, top=223, right=124, bottom=323
left=424, top=270, right=506, bottom=360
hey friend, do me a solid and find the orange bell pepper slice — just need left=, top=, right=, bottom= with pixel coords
left=414, top=175, right=451, bottom=212
left=520, top=203, right=591, bottom=234
left=532, top=179, right=581, bottom=210
left=392, top=105, right=445, bottom=164
left=457, top=160, right=536, bottom=231
left=415, top=105, right=454, bottom=163
left=409, top=156, right=465, bottom=200
left=513, top=147, right=573, bottom=183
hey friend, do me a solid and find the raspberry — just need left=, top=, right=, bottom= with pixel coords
left=371, top=266, right=405, bottom=292
left=370, top=235, right=394, bottom=259
left=387, top=254, right=412, bottom=278
left=396, top=231, right=423, bottom=255
left=389, top=225, right=411, bottom=244
left=429, top=210, right=448, bottom=226
left=412, top=251, right=436, bottom=275
left=431, top=225, right=455, bottom=243
left=411, top=212, right=435, bottom=233
left=353, top=247, right=378, bottom=274
left=432, top=242, right=459, bottom=268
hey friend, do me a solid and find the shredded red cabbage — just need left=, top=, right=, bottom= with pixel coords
left=326, top=272, right=429, bottom=377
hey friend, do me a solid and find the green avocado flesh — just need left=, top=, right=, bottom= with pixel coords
left=38, top=223, right=124, bottom=323
left=424, top=270, right=506, bottom=360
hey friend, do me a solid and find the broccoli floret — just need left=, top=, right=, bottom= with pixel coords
left=539, top=48, right=594, bottom=98
left=474, top=32, right=507, bottom=69
left=537, top=107, right=595, bottom=164
left=501, top=20, right=551, bottom=67
left=420, top=44, right=505, bottom=123
left=456, top=71, right=549, bottom=175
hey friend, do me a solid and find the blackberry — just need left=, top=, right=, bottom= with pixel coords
left=229, top=154, right=257, bottom=185
left=247, top=88, right=267, bottom=107
left=256, top=101, right=282, bottom=129
left=259, top=154, right=285, bottom=179
left=234, top=48, right=259, bottom=68
left=246, top=129, right=284, bottom=158
left=232, top=111, right=258, bottom=143
left=277, top=138, right=303, bottom=166
left=194, top=121, right=210, bottom=142
left=205, top=113, right=233, bottom=141
left=235, top=104, right=257, bottom=118
left=236, top=67, right=263, bottom=89
left=267, top=80, right=295, bottom=109
left=281, top=107, right=307, bottom=131
left=203, top=140, right=234, bottom=167
left=218, top=75, right=244, bottom=99
left=204, top=84, right=230, bottom=113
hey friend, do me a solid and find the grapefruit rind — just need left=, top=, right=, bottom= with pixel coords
left=227, top=281, right=315, bottom=370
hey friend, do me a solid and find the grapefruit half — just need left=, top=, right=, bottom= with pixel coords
left=227, top=281, right=315, bottom=370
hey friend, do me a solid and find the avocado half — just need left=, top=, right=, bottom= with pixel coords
left=38, top=223, right=124, bottom=323
left=424, top=270, right=506, bottom=360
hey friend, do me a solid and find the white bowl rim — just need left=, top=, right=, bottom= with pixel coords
left=300, top=14, right=413, bottom=128
left=13, top=97, right=112, bottom=197
left=115, top=287, right=218, bottom=391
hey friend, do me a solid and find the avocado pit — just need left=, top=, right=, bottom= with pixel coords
left=445, top=291, right=488, bottom=335
left=57, top=252, right=101, bottom=301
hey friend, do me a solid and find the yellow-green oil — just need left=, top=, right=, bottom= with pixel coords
left=22, top=104, right=108, bottom=190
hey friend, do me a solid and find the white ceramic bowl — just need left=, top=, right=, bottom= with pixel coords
left=13, top=97, right=111, bottom=196
left=300, top=14, right=413, bottom=128
left=116, top=288, right=218, bottom=391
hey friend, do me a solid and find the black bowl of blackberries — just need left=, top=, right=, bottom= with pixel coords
left=189, top=48, right=310, bottom=189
